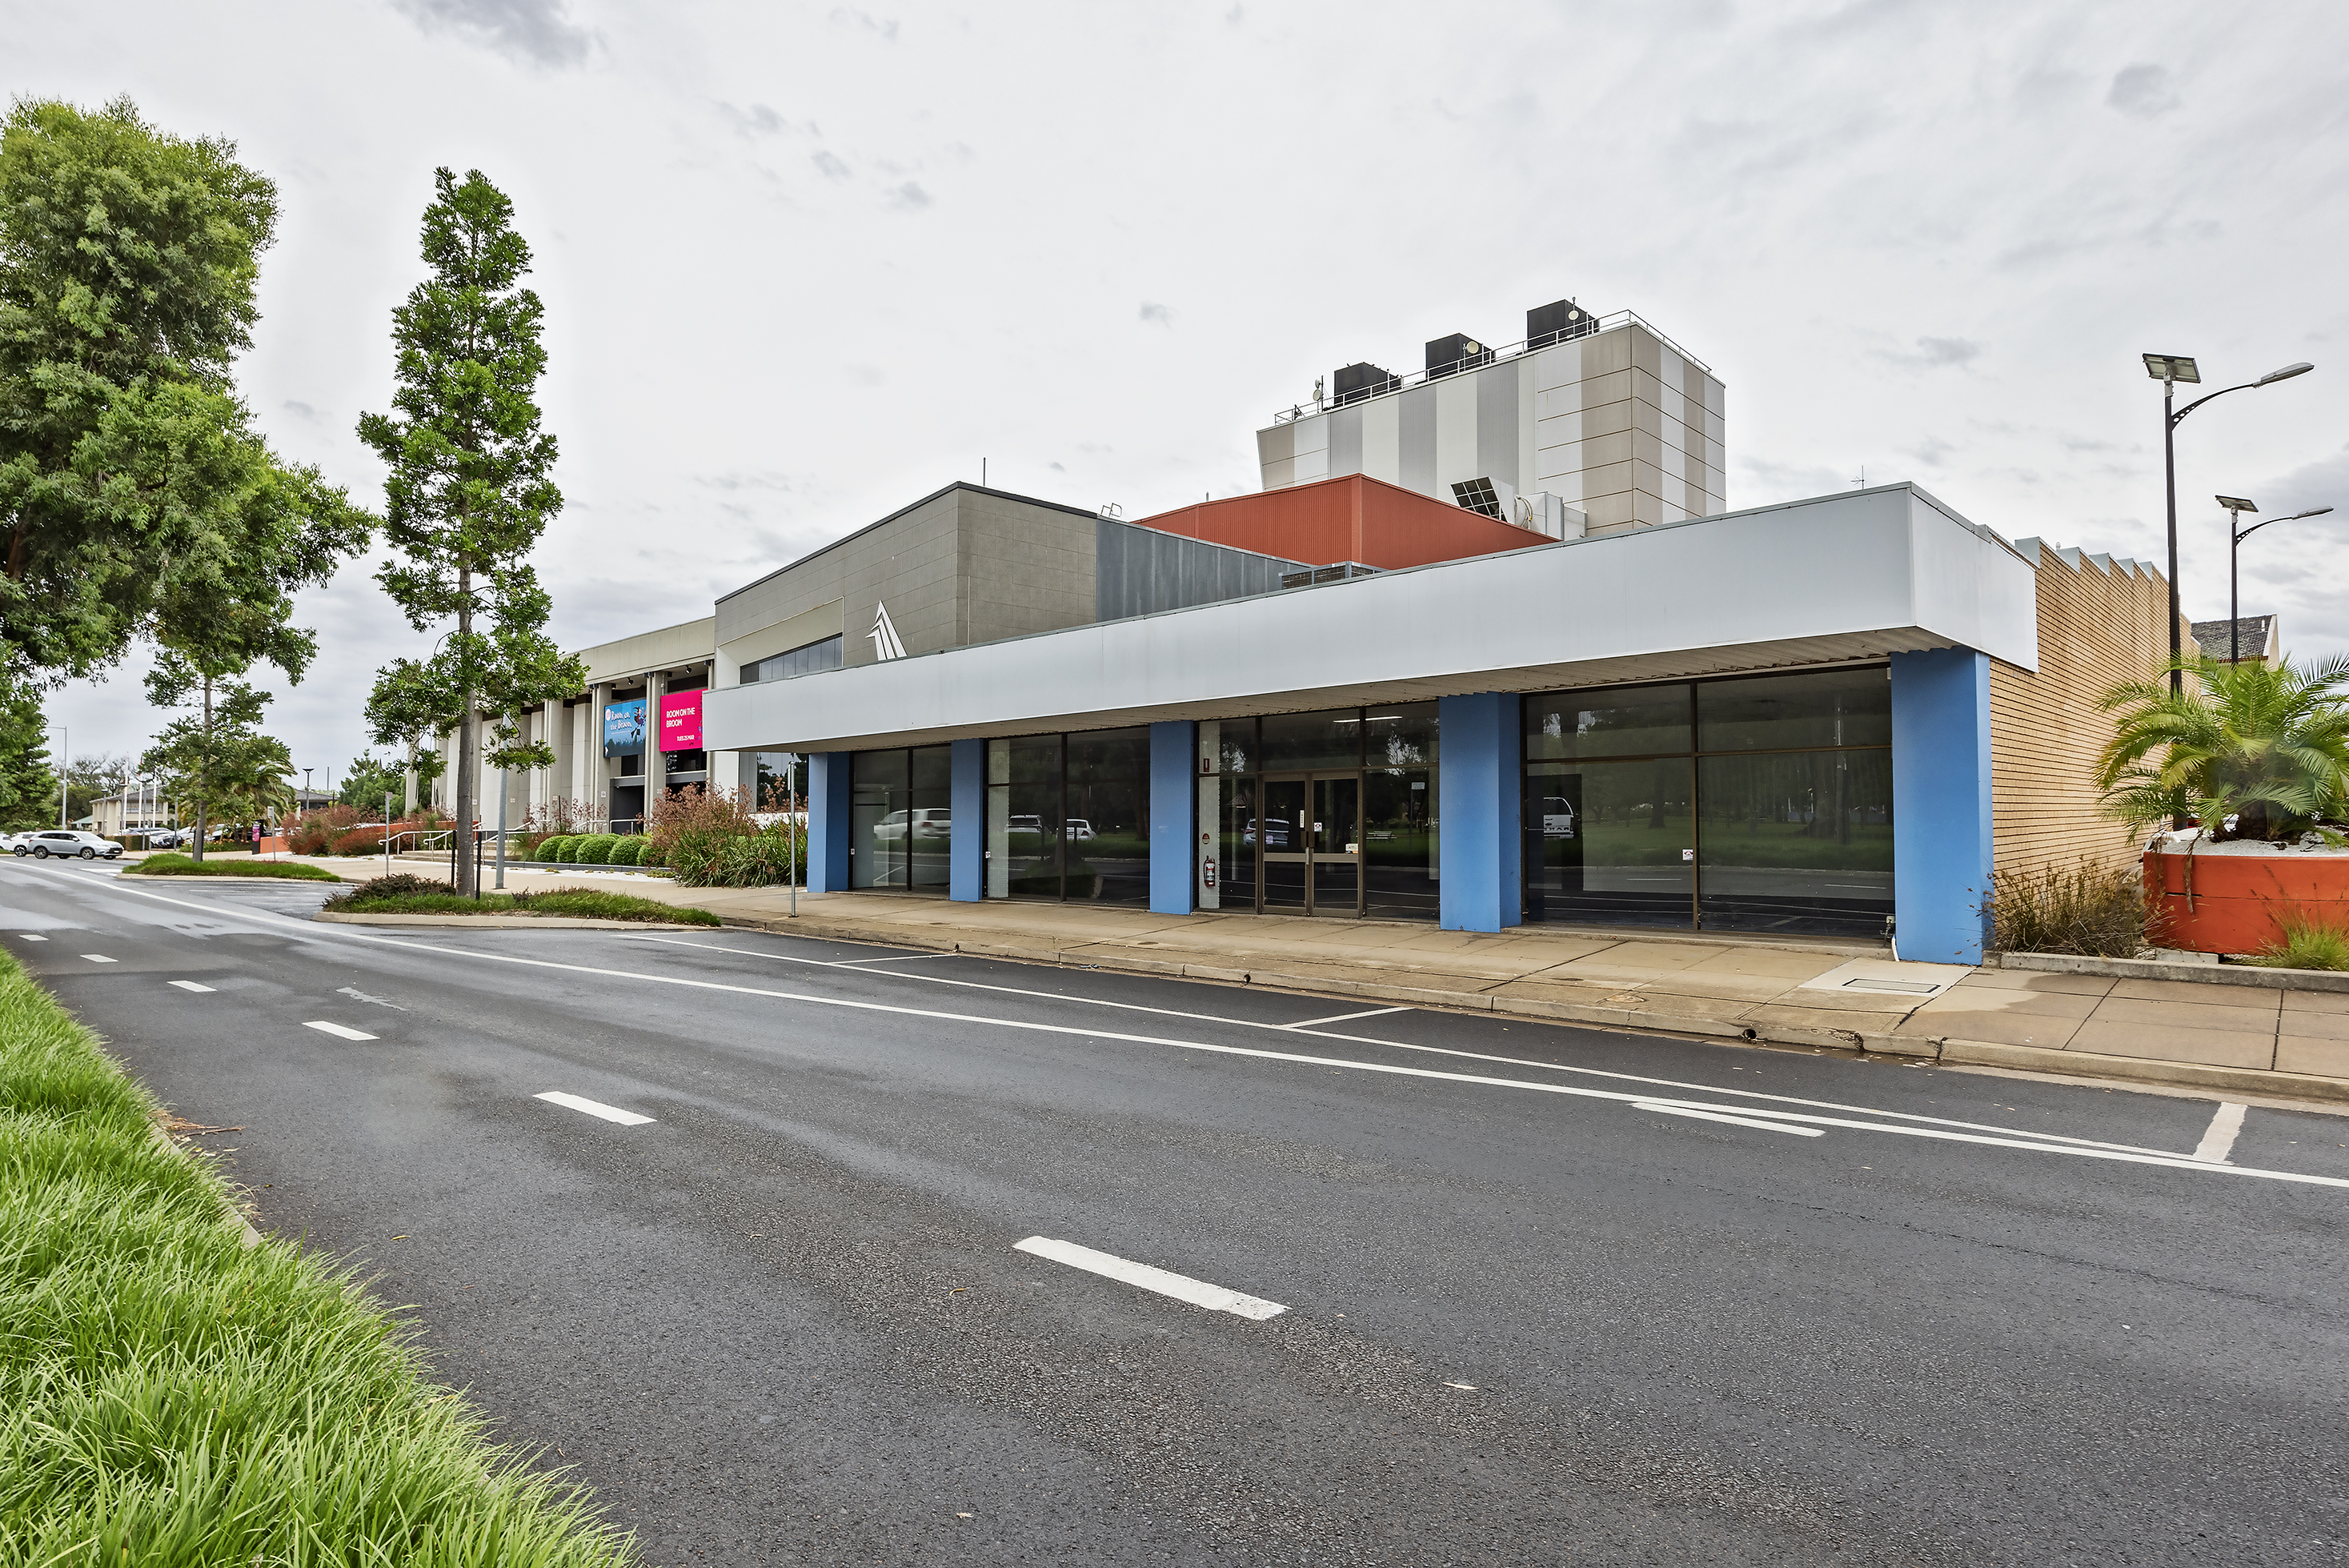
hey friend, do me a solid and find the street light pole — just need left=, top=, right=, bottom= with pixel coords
left=2215, top=497, right=2334, bottom=664
left=2142, top=355, right=2315, bottom=692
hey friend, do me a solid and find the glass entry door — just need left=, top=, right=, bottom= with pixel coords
left=1259, top=772, right=1361, bottom=916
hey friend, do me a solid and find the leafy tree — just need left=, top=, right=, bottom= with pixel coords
left=337, top=751, right=407, bottom=810
left=2098, top=653, right=2349, bottom=841
left=139, top=650, right=295, bottom=855
left=61, top=750, right=131, bottom=826
left=0, top=98, right=369, bottom=684
left=0, top=678, right=58, bottom=830
left=359, top=169, right=583, bottom=894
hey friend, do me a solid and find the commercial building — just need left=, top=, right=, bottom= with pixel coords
left=428, top=295, right=2178, bottom=964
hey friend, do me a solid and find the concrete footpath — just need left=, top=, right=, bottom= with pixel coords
left=234, top=854, right=2349, bottom=1106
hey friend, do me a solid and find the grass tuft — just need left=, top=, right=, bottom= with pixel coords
left=1988, top=859, right=2166, bottom=957
left=2240, top=908, right=2349, bottom=972
left=123, top=853, right=343, bottom=882
left=0, top=948, right=638, bottom=1561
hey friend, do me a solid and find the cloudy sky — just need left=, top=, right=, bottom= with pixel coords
left=16, top=0, right=2349, bottom=784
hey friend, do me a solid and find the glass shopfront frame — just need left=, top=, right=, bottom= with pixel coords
left=984, top=728, right=1151, bottom=905
left=1206, top=704, right=1438, bottom=921
left=851, top=744, right=952, bottom=892
left=1524, top=666, right=1894, bottom=939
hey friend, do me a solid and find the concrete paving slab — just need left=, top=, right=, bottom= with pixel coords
left=2283, top=989, right=2349, bottom=1017
left=2068, top=1018, right=2278, bottom=1071
left=2094, top=995, right=2283, bottom=1034
left=1954, top=969, right=2116, bottom=997
left=2110, top=976, right=2284, bottom=1009
left=2278, top=1037, right=2349, bottom=1077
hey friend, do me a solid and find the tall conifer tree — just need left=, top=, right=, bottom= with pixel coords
left=359, top=169, right=583, bottom=893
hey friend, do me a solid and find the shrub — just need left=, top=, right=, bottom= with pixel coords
left=2240, top=908, right=2349, bottom=972
left=2098, top=652, right=2349, bottom=841
left=572, top=834, right=619, bottom=865
left=324, top=872, right=456, bottom=909
left=607, top=837, right=643, bottom=867
left=285, top=804, right=366, bottom=856
left=1988, top=859, right=2167, bottom=957
left=330, top=825, right=389, bottom=856
left=671, top=823, right=806, bottom=888
left=533, top=835, right=572, bottom=863
left=645, top=785, right=760, bottom=879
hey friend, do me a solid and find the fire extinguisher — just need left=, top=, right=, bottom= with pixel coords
left=1203, top=856, right=1217, bottom=888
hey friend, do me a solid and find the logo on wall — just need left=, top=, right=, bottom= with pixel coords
left=870, top=602, right=908, bottom=661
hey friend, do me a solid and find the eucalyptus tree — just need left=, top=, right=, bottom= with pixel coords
left=359, top=169, right=583, bottom=893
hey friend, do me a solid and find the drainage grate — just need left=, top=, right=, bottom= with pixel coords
left=1842, top=977, right=1938, bottom=995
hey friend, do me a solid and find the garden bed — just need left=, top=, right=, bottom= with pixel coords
left=321, top=877, right=717, bottom=925
left=122, top=853, right=343, bottom=881
left=2143, top=836, right=2349, bottom=956
left=0, top=947, right=634, bottom=1558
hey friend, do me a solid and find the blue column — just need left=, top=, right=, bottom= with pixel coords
left=1890, top=648, right=1994, bottom=964
left=1148, top=720, right=1196, bottom=915
left=1437, top=692, right=1521, bottom=932
left=950, top=737, right=984, bottom=902
left=805, top=751, right=854, bottom=892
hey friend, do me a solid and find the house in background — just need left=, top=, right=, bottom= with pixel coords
left=2190, top=615, right=2280, bottom=665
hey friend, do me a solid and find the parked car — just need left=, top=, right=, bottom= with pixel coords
left=143, top=828, right=190, bottom=849
left=1064, top=817, right=1096, bottom=842
left=1241, top=818, right=1290, bottom=848
left=17, top=829, right=125, bottom=860
left=872, top=808, right=951, bottom=843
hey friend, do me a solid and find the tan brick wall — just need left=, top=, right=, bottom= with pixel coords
left=1990, top=542, right=2186, bottom=876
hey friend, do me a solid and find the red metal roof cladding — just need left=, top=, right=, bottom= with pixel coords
left=1125, top=473, right=1550, bottom=571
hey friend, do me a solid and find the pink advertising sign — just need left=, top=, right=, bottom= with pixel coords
left=659, top=690, right=703, bottom=752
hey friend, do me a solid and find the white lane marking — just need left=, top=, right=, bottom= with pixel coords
left=1635, top=1101, right=1826, bottom=1136
left=303, top=1020, right=377, bottom=1041
left=1015, top=1236, right=1286, bottom=1320
left=80, top=953, right=117, bottom=963
left=337, top=985, right=407, bottom=1010
left=168, top=980, right=216, bottom=993
left=1285, top=1005, right=1411, bottom=1029
left=58, top=874, right=2349, bottom=1192
left=2192, top=1101, right=2247, bottom=1164
left=535, top=1090, right=655, bottom=1126
left=622, top=935, right=2193, bottom=1162
left=18, top=933, right=46, bottom=941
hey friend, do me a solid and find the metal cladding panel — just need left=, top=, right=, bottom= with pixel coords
left=1361, top=396, right=1401, bottom=483
left=1398, top=385, right=1438, bottom=496
left=706, top=485, right=2037, bottom=755
left=1096, top=519, right=1302, bottom=620
left=1122, top=475, right=1544, bottom=574
left=1329, top=405, right=1364, bottom=478
left=1476, top=359, right=1521, bottom=499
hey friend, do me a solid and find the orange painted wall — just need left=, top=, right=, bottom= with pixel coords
left=1127, top=473, right=1549, bottom=571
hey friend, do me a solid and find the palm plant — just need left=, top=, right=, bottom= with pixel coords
left=2096, top=654, right=2349, bottom=840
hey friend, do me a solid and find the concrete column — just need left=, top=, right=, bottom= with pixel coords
left=1148, top=720, right=1195, bottom=915
left=806, top=752, right=853, bottom=892
left=587, top=684, right=611, bottom=826
left=542, top=698, right=563, bottom=817
left=1890, top=648, right=1994, bottom=964
left=949, top=737, right=984, bottom=902
left=643, top=671, right=667, bottom=832
left=1437, top=692, right=1522, bottom=932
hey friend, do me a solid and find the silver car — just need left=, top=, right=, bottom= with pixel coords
left=16, top=829, right=124, bottom=860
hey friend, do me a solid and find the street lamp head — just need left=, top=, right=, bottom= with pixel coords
left=2144, top=352, right=2200, bottom=383
left=2285, top=507, right=2335, bottom=521
left=2216, top=495, right=2259, bottom=513
left=2256, top=361, right=2315, bottom=387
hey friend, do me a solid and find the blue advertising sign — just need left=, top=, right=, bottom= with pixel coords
left=603, top=699, right=646, bottom=758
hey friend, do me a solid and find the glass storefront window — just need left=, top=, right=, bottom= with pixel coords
left=1523, top=667, right=1894, bottom=938
left=1364, top=768, right=1437, bottom=920
left=1697, top=668, right=1890, bottom=752
left=1524, top=757, right=1694, bottom=926
left=1697, top=751, right=1892, bottom=933
left=1260, top=709, right=1365, bottom=772
left=850, top=745, right=950, bottom=891
left=983, top=728, right=1148, bottom=904
left=1525, top=684, right=1690, bottom=760
left=1362, top=702, right=1438, bottom=769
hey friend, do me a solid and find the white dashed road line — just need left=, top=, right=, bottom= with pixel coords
left=1016, top=1236, right=1288, bottom=1321
left=17, top=932, right=46, bottom=941
left=80, top=953, right=116, bottom=963
left=303, top=1020, right=377, bottom=1041
left=168, top=981, right=215, bottom=993
left=2193, top=1101, right=2247, bottom=1164
left=1285, top=1005, right=1412, bottom=1029
left=1637, top=1100, right=1826, bottom=1136
left=535, top=1090, right=656, bottom=1126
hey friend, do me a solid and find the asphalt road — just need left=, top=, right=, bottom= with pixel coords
left=7, top=858, right=2348, bottom=1566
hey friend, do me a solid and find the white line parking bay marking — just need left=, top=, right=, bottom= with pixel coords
left=80, top=953, right=116, bottom=963
left=169, top=981, right=215, bottom=993
left=1636, top=1101, right=1826, bottom=1136
left=303, top=1020, right=377, bottom=1041
left=535, top=1090, right=656, bottom=1126
left=1016, top=1237, right=1288, bottom=1320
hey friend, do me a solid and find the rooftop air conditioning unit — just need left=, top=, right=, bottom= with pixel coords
left=1513, top=491, right=1586, bottom=540
left=1425, top=332, right=1493, bottom=379
left=1333, top=361, right=1398, bottom=405
left=1525, top=298, right=1596, bottom=350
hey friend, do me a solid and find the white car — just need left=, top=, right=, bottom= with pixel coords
left=17, top=829, right=124, bottom=860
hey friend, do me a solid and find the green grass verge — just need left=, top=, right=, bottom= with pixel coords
left=0, top=948, right=637, bottom=1560
left=123, top=853, right=343, bottom=882
left=323, top=888, right=719, bottom=925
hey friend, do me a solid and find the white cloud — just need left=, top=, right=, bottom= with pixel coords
left=390, top=0, right=591, bottom=68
